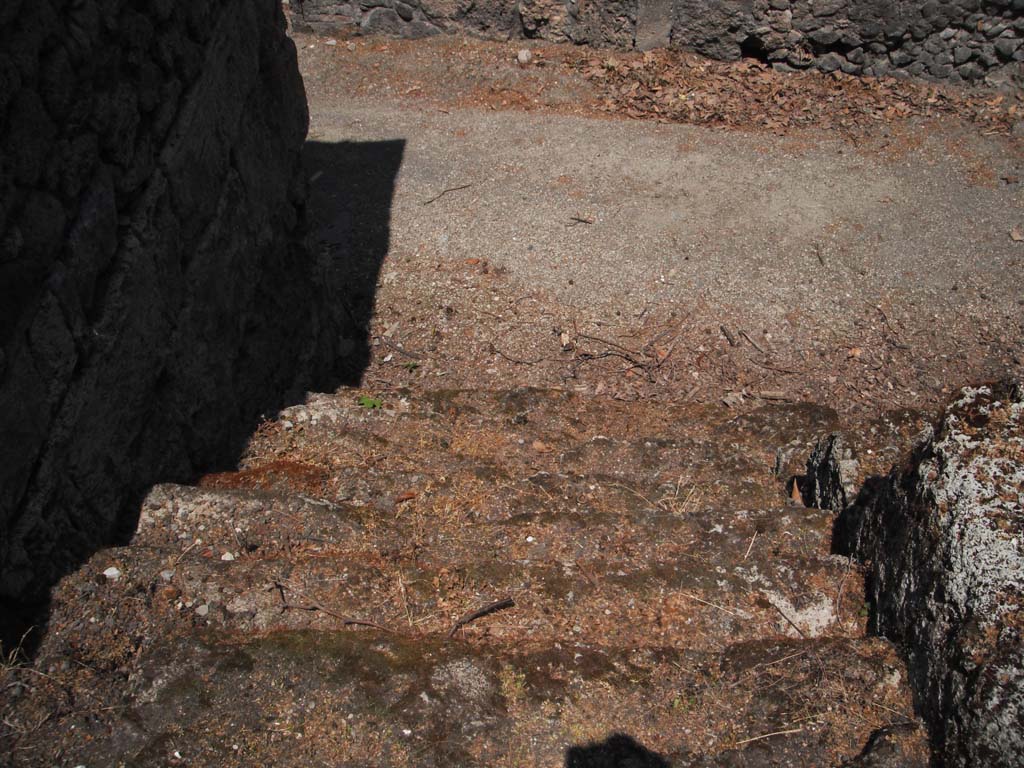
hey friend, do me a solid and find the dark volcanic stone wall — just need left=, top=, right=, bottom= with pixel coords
left=0, top=0, right=318, bottom=600
left=289, top=0, right=1024, bottom=84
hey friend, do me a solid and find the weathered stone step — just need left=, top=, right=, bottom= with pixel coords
left=233, top=390, right=928, bottom=521
left=47, top=627, right=919, bottom=768
left=93, top=482, right=865, bottom=655
left=248, top=389, right=841, bottom=498
left=3, top=390, right=931, bottom=767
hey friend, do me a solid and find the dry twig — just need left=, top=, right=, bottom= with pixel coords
left=734, top=727, right=804, bottom=746
left=447, top=597, right=515, bottom=638
left=422, top=183, right=473, bottom=205
left=273, top=581, right=395, bottom=633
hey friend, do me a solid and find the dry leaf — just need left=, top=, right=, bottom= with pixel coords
left=790, top=481, right=803, bottom=503
left=1010, top=225, right=1024, bottom=242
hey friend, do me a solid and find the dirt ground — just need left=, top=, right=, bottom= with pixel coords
left=296, top=32, right=1024, bottom=419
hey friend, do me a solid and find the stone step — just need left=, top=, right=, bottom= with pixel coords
left=50, top=627, right=919, bottom=768
left=7, top=390, right=929, bottom=767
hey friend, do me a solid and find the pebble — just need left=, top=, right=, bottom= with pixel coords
left=103, top=566, right=121, bottom=581
left=160, top=569, right=175, bottom=582
left=517, top=49, right=533, bottom=67
left=221, top=552, right=235, bottom=561
left=196, top=604, right=209, bottom=617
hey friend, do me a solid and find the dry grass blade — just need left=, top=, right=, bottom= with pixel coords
left=734, top=727, right=804, bottom=746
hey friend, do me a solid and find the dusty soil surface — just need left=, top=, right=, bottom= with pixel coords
left=297, top=33, right=1024, bottom=417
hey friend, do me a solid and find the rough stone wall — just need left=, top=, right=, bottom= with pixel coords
left=0, top=0, right=322, bottom=601
left=807, top=383, right=1024, bottom=767
left=289, top=0, right=1024, bottom=84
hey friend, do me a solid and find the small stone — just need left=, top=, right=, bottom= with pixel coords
left=995, top=37, right=1021, bottom=59
left=325, top=38, right=337, bottom=46
left=394, top=1, right=415, bottom=22
left=103, top=566, right=121, bottom=581
left=195, top=604, right=209, bottom=617
left=958, top=61, right=984, bottom=79
left=810, top=26, right=840, bottom=45
left=221, top=552, right=235, bottom=561
left=954, top=46, right=973, bottom=65
left=517, top=49, right=533, bottom=67
left=160, top=569, right=175, bottom=581
left=890, top=49, right=914, bottom=67
left=814, top=52, right=844, bottom=72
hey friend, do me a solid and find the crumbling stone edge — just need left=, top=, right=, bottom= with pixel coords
left=806, top=382, right=1024, bottom=767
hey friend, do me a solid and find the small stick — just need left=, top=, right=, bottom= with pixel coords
left=379, top=337, right=423, bottom=360
left=273, top=581, right=394, bottom=633
left=447, top=597, right=515, bottom=638
left=172, top=540, right=200, bottom=566
left=720, top=325, right=738, bottom=347
left=743, top=531, right=757, bottom=560
left=681, top=592, right=746, bottom=618
left=576, top=333, right=642, bottom=359
left=398, top=571, right=413, bottom=628
left=877, top=306, right=911, bottom=349
left=836, top=556, right=853, bottom=626
left=574, top=560, right=600, bottom=587
left=566, top=215, right=594, bottom=227
left=739, top=329, right=765, bottom=354
left=727, top=651, right=808, bottom=689
left=749, top=359, right=799, bottom=375
left=813, top=244, right=825, bottom=267
left=422, top=183, right=473, bottom=205
left=612, top=482, right=662, bottom=511
left=766, top=599, right=807, bottom=639
left=734, top=728, right=803, bottom=746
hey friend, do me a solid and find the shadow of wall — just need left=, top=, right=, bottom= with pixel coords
left=0, top=0, right=405, bottom=655
left=303, top=139, right=406, bottom=389
left=565, top=733, right=673, bottom=768
left=0, top=137, right=405, bottom=656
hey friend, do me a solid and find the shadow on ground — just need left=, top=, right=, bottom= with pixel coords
left=304, top=138, right=406, bottom=385
left=566, top=734, right=673, bottom=768
left=0, top=139, right=405, bottom=659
